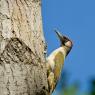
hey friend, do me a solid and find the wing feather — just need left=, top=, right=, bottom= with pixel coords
left=53, top=51, right=65, bottom=83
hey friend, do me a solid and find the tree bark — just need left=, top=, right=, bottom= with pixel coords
left=0, top=0, right=48, bottom=95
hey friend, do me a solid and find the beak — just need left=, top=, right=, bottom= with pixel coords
left=54, top=29, right=64, bottom=45
left=55, top=30, right=63, bottom=41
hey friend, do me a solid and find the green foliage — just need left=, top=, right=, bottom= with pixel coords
left=60, top=83, right=79, bottom=95
left=58, top=71, right=95, bottom=95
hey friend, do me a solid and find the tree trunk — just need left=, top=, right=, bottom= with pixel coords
left=0, top=0, right=48, bottom=95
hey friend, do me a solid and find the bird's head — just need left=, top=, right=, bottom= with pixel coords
left=55, top=29, right=73, bottom=55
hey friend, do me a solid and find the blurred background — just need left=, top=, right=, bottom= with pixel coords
left=42, top=0, right=95, bottom=95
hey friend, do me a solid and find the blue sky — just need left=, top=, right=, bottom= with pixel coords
left=42, top=0, right=95, bottom=94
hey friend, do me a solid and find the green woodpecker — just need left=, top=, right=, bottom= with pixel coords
left=47, top=30, right=73, bottom=94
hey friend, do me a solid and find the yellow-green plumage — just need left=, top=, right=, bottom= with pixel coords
left=47, top=30, right=73, bottom=95
left=54, top=51, right=65, bottom=83
left=47, top=47, right=66, bottom=94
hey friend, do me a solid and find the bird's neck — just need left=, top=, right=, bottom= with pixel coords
left=58, top=47, right=67, bottom=58
left=47, top=47, right=66, bottom=60
left=61, top=46, right=71, bottom=56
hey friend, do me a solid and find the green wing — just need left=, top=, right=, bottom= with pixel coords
left=54, top=51, right=65, bottom=84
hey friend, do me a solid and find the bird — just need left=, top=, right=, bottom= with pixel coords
left=46, top=29, right=73, bottom=94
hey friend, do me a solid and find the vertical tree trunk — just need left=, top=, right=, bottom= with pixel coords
left=0, top=0, right=48, bottom=95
